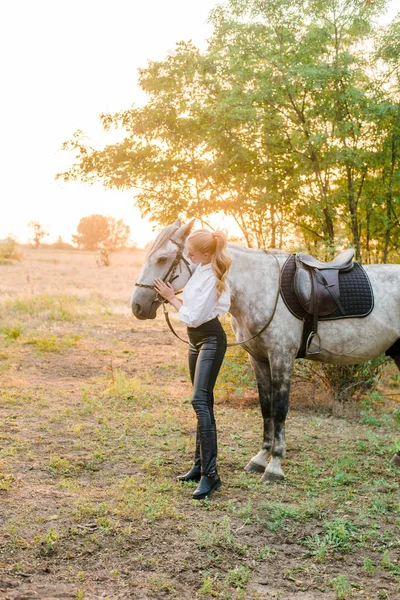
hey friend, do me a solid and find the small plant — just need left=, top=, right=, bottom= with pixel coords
left=1, top=325, right=23, bottom=342
left=194, top=515, right=235, bottom=549
left=36, top=528, right=61, bottom=555
left=303, top=518, right=356, bottom=561
left=226, top=566, right=250, bottom=589
left=328, top=575, right=352, bottom=599
left=258, top=501, right=301, bottom=531
left=199, top=574, right=218, bottom=595
left=47, top=455, right=77, bottom=476
left=363, top=557, right=375, bottom=576
left=0, top=473, right=15, bottom=491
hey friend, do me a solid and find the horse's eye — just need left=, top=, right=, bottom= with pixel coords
left=157, top=256, right=168, bottom=264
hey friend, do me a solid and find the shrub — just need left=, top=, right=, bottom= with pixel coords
left=0, top=237, right=21, bottom=262
left=294, top=355, right=388, bottom=403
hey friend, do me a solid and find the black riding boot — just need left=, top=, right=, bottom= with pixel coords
left=193, top=424, right=222, bottom=500
left=177, top=426, right=201, bottom=482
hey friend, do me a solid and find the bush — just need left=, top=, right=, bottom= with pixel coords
left=0, top=237, right=21, bottom=262
left=294, top=355, right=389, bottom=403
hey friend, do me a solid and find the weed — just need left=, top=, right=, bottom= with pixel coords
left=102, top=370, right=157, bottom=406
left=227, top=499, right=253, bottom=524
left=380, top=550, right=400, bottom=579
left=199, top=574, right=218, bottom=595
left=257, top=501, right=302, bottom=531
left=3, top=295, right=80, bottom=322
left=1, top=324, right=23, bottom=342
left=35, top=528, right=61, bottom=555
left=24, top=334, right=80, bottom=352
left=255, top=545, right=277, bottom=560
left=226, top=566, right=251, bottom=589
left=195, top=515, right=235, bottom=549
left=363, top=557, right=375, bottom=576
left=303, top=518, right=356, bottom=561
left=47, top=455, right=78, bottom=476
left=116, top=476, right=178, bottom=523
left=0, top=473, right=15, bottom=491
left=329, top=575, right=352, bottom=599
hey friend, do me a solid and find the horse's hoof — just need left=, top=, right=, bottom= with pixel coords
left=390, top=452, right=400, bottom=467
left=261, top=470, right=285, bottom=483
left=245, top=460, right=266, bottom=474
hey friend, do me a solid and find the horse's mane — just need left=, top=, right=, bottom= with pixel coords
left=145, top=224, right=180, bottom=259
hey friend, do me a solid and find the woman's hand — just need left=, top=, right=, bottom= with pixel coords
left=153, top=278, right=176, bottom=301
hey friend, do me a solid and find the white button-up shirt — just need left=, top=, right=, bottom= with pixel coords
left=178, top=262, right=231, bottom=328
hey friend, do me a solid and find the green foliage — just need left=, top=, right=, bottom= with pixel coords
left=303, top=518, right=357, bottom=562
left=1, top=324, right=23, bottom=342
left=363, top=557, right=375, bottom=576
left=329, top=575, right=353, bottom=600
left=294, top=355, right=388, bottom=403
left=257, top=501, right=302, bottom=531
left=194, top=515, right=235, bottom=549
left=226, top=566, right=251, bottom=589
left=216, top=346, right=256, bottom=398
left=24, top=334, right=80, bottom=353
left=59, top=0, right=400, bottom=260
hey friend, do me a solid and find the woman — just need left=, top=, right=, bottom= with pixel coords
left=153, top=228, right=232, bottom=500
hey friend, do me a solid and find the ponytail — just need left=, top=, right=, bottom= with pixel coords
left=187, top=228, right=232, bottom=298
left=210, top=231, right=232, bottom=299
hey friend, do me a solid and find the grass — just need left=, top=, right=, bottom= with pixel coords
left=0, top=248, right=399, bottom=599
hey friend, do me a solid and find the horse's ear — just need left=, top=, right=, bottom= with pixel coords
left=175, top=218, right=195, bottom=240
left=172, top=219, right=182, bottom=227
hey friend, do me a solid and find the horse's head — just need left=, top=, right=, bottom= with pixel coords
left=131, top=218, right=195, bottom=320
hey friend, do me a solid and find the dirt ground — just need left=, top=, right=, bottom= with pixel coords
left=0, top=248, right=399, bottom=600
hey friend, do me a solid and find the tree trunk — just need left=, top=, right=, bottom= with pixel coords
left=346, top=165, right=361, bottom=261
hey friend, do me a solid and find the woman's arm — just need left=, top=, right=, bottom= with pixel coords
left=168, top=295, right=183, bottom=310
left=153, top=279, right=182, bottom=311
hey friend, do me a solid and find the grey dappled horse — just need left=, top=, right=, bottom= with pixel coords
left=131, top=220, right=400, bottom=481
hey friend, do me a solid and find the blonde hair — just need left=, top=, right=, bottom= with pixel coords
left=187, top=229, right=232, bottom=299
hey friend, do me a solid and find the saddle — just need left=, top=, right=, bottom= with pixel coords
left=294, top=249, right=355, bottom=354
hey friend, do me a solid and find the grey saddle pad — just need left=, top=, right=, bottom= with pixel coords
left=280, top=254, right=374, bottom=321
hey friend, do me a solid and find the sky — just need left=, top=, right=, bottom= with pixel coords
left=0, top=0, right=217, bottom=246
left=1, top=0, right=398, bottom=247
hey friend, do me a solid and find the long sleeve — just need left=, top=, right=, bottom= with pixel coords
left=178, top=277, right=219, bottom=328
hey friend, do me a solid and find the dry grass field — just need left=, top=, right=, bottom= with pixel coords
left=0, top=248, right=399, bottom=600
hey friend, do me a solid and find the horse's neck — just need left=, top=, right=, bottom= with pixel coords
left=226, top=245, right=287, bottom=313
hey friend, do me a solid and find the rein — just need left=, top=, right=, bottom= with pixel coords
left=161, top=250, right=282, bottom=348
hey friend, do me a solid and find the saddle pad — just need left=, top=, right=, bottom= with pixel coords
left=280, top=254, right=374, bottom=321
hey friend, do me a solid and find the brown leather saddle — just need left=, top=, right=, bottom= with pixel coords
left=294, top=249, right=355, bottom=354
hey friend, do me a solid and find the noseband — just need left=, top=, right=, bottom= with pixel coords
left=134, top=238, right=192, bottom=302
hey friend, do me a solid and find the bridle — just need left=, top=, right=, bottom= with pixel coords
left=135, top=238, right=282, bottom=348
left=135, top=237, right=193, bottom=302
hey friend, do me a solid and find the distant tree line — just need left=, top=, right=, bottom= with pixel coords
left=57, top=0, right=400, bottom=262
left=72, top=214, right=130, bottom=251
left=24, top=215, right=131, bottom=252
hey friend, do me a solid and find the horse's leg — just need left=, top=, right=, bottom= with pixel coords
left=261, top=354, right=292, bottom=482
left=245, top=356, right=274, bottom=474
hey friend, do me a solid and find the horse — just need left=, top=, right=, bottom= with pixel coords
left=131, top=219, right=400, bottom=481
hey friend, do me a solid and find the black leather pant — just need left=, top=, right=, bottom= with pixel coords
left=187, top=317, right=227, bottom=476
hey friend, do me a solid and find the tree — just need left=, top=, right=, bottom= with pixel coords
left=72, top=214, right=130, bottom=250
left=57, top=0, right=400, bottom=260
left=103, top=217, right=130, bottom=250
left=28, top=221, right=48, bottom=248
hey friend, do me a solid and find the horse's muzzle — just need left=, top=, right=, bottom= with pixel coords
left=131, top=301, right=159, bottom=320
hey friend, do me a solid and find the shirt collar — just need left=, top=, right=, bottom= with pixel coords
left=199, top=262, right=212, bottom=271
